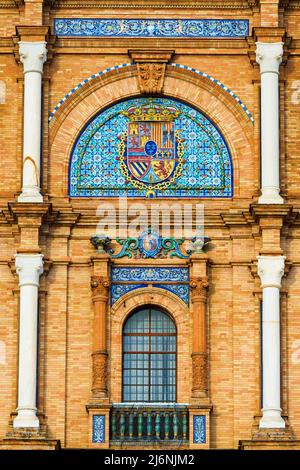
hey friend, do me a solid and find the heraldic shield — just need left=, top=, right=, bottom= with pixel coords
left=119, top=101, right=185, bottom=197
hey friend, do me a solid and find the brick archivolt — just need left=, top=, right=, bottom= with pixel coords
left=110, top=287, right=191, bottom=403
left=49, top=65, right=254, bottom=199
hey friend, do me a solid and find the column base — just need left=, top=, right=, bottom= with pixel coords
left=86, top=404, right=111, bottom=449
left=13, top=412, right=39, bottom=429
left=259, top=409, right=285, bottom=429
left=258, top=190, right=284, bottom=205
left=18, top=188, right=43, bottom=203
left=189, top=404, right=213, bottom=449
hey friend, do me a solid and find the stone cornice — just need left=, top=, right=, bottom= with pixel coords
left=45, top=0, right=258, bottom=10
left=53, top=37, right=249, bottom=54
left=250, top=204, right=294, bottom=221
left=15, top=25, right=50, bottom=41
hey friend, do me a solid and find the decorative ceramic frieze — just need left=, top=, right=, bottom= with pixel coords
left=111, top=266, right=189, bottom=283
left=110, top=266, right=190, bottom=305
left=54, top=18, right=249, bottom=38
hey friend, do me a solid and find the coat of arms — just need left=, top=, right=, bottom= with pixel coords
left=118, top=102, right=184, bottom=197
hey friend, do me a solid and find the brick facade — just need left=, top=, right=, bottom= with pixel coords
left=0, top=0, right=300, bottom=450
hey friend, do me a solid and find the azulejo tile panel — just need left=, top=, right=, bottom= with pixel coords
left=54, top=18, right=249, bottom=38
left=111, top=266, right=189, bottom=283
left=69, top=97, right=233, bottom=198
left=154, top=284, right=189, bottom=305
left=111, top=284, right=148, bottom=305
left=92, top=415, right=105, bottom=443
left=193, top=415, right=206, bottom=444
left=111, top=266, right=190, bottom=305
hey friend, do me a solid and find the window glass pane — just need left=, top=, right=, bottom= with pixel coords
left=124, top=309, right=150, bottom=333
left=151, top=309, right=176, bottom=333
left=150, top=353, right=176, bottom=369
left=150, top=368, right=175, bottom=385
left=151, top=335, right=176, bottom=352
left=123, top=335, right=149, bottom=352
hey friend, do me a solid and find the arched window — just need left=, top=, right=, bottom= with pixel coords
left=123, top=307, right=176, bottom=402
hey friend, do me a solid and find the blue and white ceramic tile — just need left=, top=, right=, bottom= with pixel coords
left=92, top=415, right=105, bottom=443
left=193, top=415, right=206, bottom=444
left=111, top=266, right=189, bottom=283
left=55, top=18, right=249, bottom=38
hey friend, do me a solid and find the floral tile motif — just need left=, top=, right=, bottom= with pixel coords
left=69, top=97, right=233, bottom=198
left=193, top=415, right=206, bottom=444
left=55, top=18, right=249, bottom=38
left=110, top=266, right=190, bottom=305
left=154, top=284, right=189, bottom=304
left=111, top=284, right=148, bottom=305
left=111, top=266, right=189, bottom=283
left=92, top=415, right=105, bottom=443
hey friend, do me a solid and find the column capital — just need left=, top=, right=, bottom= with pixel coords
left=190, top=277, right=209, bottom=302
left=15, top=254, right=44, bottom=287
left=256, top=42, right=284, bottom=74
left=18, top=41, right=47, bottom=74
left=257, top=255, right=285, bottom=288
left=91, top=275, right=110, bottom=299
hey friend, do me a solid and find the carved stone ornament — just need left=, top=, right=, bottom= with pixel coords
left=190, top=277, right=209, bottom=301
left=192, top=352, right=208, bottom=395
left=136, top=63, right=166, bottom=94
left=92, top=351, right=108, bottom=395
left=91, top=275, right=110, bottom=297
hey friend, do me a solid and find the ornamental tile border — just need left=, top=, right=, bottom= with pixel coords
left=111, top=284, right=148, bottom=305
left=48, top=63, right=254, bottom=124
left=111, top=283, right=189, bottom=306
left=111, top=266, right=190, bottom=283
left=110, top=266, right=190, bottom=306
left=54, top=18, right=249, bottom=38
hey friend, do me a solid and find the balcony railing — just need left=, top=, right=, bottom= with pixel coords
left=110, top=404, right=189, bottom=444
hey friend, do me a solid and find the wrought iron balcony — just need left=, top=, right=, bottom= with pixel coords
left=110, top=404, right=189, bottom=445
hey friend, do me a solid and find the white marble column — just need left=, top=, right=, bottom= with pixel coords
left=257, top=255, right=285, bottom=428
left=13, top=254, right=43, bottom=429
left=18, top=42, right=47, bottom=203
left=256, top=42, right=284, bottom=204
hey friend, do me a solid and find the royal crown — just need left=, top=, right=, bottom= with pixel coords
left=122, top=103, right=181, bottom=122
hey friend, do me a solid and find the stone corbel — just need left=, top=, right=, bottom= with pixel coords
left=129, top=49, right=174, bottom=94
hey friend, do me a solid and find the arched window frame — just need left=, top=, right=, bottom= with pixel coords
left=122, top=306, right=177, bottom=403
